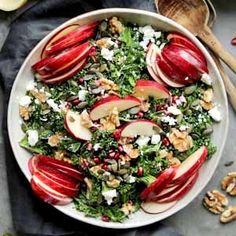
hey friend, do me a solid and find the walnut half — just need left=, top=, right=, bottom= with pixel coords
left=203, top=190, right=228, bottom=214
left=220, top=206, right=236, bottom=223
left=221, top=172, right=236, bottom=196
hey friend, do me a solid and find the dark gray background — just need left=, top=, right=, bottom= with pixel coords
left=0, top=0, right=235, bottom=235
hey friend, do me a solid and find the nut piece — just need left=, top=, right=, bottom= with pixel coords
left=100, top=107, right=120, bottom=131
left=121, top=202, right=135, bottom=215
left=168, top=128, right=193, bottom=152
left=200, top=100, right=214, bottom=111
left=123, top=144, right=140, bottom=159
left=220, top=206, right=236, bottom=223
left=19, top=106, right=30, bottom=120
left=203, top=190, right=228, bottom=214
left=159, top=149, right=181, bottom=167
left=80, top=110, right=93, bottom=128
left=96, top=38, right=110, bottom=48
left=109, top=17, right=124, bottom=34
left=203, top=88, right=213, bottom=103
left=106, top=178, right=120, bottom=188
left=30, top=90, right=47, bottom=103
left=99, top=78, right=118, bottom=92
left=54, top=150, right=72, bottom=163
left=48, top=133, right=63, bottom=147
left=221, top=172, right=236, bottom=196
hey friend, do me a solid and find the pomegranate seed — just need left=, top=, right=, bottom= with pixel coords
left=128, top=200, right=133, bottom=205
left=78, top=77, right=84, bottom=83
left=94, top=157, right=101, bottom=164
left=113, top=129, right=121, bottom=140
left=101, top=215, right=110, bottom=222
left=118, top=145, right=123, bottom=152
left=172, top=95, right=178, bottom=104
left=89, top=46, right=97, bottom=56
left=137, top=111, right=144, bottom=118
left=86, top=143, right=93, bottom=150
left=137, top=167, right=143, bottom=177
left=162, top=137, right=170, bottom=146
left=114, top=152, right=120, bottom=160
left=71, top=99, right=80, bottom=105
left=102, top=163, right=108, bottom=171
left=231, top=37, right=236, bottom=45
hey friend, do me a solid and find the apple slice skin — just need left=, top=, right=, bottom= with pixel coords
left=156, top=172, right=199, bottom=203
left=140, top=167, right=176, bottom=201
left=120, top=119, right=162, bottom=138
left=171, top=146, right=208, bottom=185
left=134, top=79, right=170, bottom=99
left=90, top=95, right=141, bottom=121
left=64, top=110, right=92, bottom=141
left=141, top=200, right=177, bottom=214
left=31, top=178, right=73, bottom=205
left=41, top=24, right=80, bottom=59
left=45, top=21, right=98, bottom=56
left=30, top=155, right=83, bottom=181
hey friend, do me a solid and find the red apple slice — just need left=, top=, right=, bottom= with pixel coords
left=170, top=146, right=208, bottom=185
left=140, top=167, right=176, bottom=201
left=41, top=24, right=79, bottom=59
left=64, top=110, right=92, bottom=141
left=146, top=43, right=166, bottom=85
left=35, top=164, right=80, bottom=189
left=134, top=79, right=170, bottom=99
left=90, top=95, right=141, bottom=121
left=120, top=120, right=162, bottom=138
left=45, top=21, right=98, bottom=56
left=31, top=178, right=72, bottom=205
left=156, top=172, right=198, bottom=203
left=36, top=58, right=87, bottom=84
left=33, top=171, right=78, bottom=197
left=141, top=200, right=177, bottom=214
left=167, top=32, right=206, bottom=62
left=30, top=155, right=83, bottom=181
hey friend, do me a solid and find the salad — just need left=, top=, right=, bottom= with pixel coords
left=19, top=17, right=222, bottom=222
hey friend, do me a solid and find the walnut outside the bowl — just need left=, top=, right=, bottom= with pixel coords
left=221, top=172, right=236, bottom=196
left=220, top=206, right=236, bottom=223
left=203, top=190, right=228, bottom=214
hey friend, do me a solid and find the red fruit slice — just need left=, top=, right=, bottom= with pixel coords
left=31, top=178, right=72, bottom=205
left=30, top=155, right=83, bottom=181
left=167, top=32, right=206, bottom=62
left=162, top=44, right=208, bottom=80
left=141, top=200, right=177, bottom=214
left=140, top=167, right=176, bottom=201
left=33, top=171, right=78, bottom=197
left=170, top=146, right=208, bottom=185
left=157, top=172, right=198, bottom=203
left=41, top=24, right=80, bottom=59
left=36, top=58, right=87, bottom=84
left=45, top=21, right=98, bottom=56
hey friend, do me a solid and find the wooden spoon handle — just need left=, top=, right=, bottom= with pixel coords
left=210, top=52, right=236, bottom=111
left=198, top=25, right=236, bottom=74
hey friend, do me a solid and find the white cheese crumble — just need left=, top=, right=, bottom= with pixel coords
left=208, top=106, right=222, bottom=122
left=125, top=175, right=136, bottom=183
left=34, top=99, right=40, bottom=105
left=167, top=106, right=182, bottom=115
left=93, top=143, right=101, bottom=151
left=179, top=125, right=189, bottom=131
left=78, top=90, right=88, bottom=101
left=102, top=189, right=117, bottom=205
left=101, top=48, right=114, bottom=61
left=201, top=73, right=212, bottom=85
left=135, top=136, right=150, bottom=147
left=161, top=116, right=177, bottom=126
left=19, top=96, right=32, bottom=107
left=176, top=95, right=186, bottom=106
left=151, top=134, right=161, bottom=144
left=47, top=99, right=60, bottom=112
left=26, top=80, right=37, bottom=91
left=27, top=130, right=38, bottom=146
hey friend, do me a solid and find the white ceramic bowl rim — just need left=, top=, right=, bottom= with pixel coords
left=7, top=8, right=228, bottom=229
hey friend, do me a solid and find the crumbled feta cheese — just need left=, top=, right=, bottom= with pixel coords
left=167, top=106, right=182, bottom=115
left=78, top=90, right=88, bottom=101
left=34, top=99, right=40, bottom=105
left=93, top=143, right=101, bottom=151
left=175, top=95, right=187, bottom=106
left=106, top=38, right=118, bottom=48
left=47, top=99, right=60, bottom=112
left=125, top=175, right=136, bottom=183
left=201, top=73, right=212, bottom=85
left=27, top=130, right=38, bottom=146
left=179, top=125, right=189, bottom=131
left=135, top=136, right=150, bottom=147
left=208, top=106, right=222, bottom=122
left=19, top=96, right=32, bottom=107
left=151, top=134, right=161, bottom=144
left=59, top=101, right=68, bottom=111
left=161, top=116, right=177, bottom=126
left=101, top=48, right=114, bottom=61
left=26, top=80, right=37, bottom=91
left=102, top=189, right=117, bottom=205
left=139, top=39, right=150, bottom=50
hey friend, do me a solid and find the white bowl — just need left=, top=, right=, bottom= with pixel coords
left=7, top=8, right=228, bottom=229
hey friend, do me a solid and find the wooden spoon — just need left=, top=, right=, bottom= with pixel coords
left=156, top=0, right=236, bottom=74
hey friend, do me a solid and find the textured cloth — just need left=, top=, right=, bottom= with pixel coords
left=0, top=0, right=181, bottom=235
